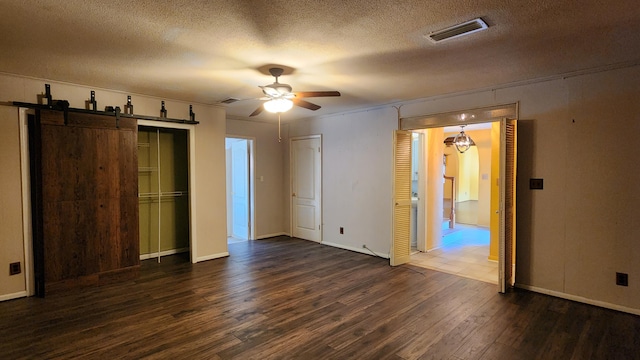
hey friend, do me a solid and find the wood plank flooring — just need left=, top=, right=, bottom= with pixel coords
left=1, top=236, right=639, bottom=359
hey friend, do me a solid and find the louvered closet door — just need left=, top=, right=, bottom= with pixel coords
left=499, top=119, right=517, bottom=293
left=391, top=130, right=412, bottom=266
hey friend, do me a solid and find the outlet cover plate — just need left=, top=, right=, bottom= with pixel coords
left=530, top=178, right=544, bottom=190
left=616, top=272, right=628, bottom=286
left=9, top=262, right=21, bottom=275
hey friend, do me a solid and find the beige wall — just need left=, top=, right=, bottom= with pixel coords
left=289, top=64, right=640, bottom=313
left=0, top=74, right=227, bottom=300
left=226, top=118, right=287, bottom=238
left=0, top=106, right=26, bottom=299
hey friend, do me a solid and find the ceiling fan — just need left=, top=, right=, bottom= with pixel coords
left=249, top=67, right=341, bottom=117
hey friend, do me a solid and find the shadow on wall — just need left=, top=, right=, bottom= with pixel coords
left=515, top=119, right=535, bottom=285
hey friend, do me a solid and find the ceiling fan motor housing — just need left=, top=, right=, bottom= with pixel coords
left=265, top=83, right=293, bottom=96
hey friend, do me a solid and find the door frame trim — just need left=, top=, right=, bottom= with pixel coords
left=138, top=120, right=198, bottom=263
left=289, top=134, right=322, bottom=242
left=19, top=108, right=35, bottom=297
left=398, top=103, right=519, bottom=288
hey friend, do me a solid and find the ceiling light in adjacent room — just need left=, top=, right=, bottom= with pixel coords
left=264, top=98, right=293, bottom=113
left=451, top=125, right=475, bottom=153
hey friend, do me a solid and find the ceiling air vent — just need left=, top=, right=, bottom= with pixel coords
left=220, top=97, right=240, bottom=104
left=427, top=18, right=488, bottom=43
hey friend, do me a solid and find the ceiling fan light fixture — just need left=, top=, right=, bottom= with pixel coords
left=264, top=98, right=293, bottom=113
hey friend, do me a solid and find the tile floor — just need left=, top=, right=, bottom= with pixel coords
left=410, top=224, right=498, bottom=284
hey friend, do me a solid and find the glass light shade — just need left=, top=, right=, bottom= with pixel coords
left=453, top=130, right=473, bottom=153
left=264, top=98, right=293, bottom=113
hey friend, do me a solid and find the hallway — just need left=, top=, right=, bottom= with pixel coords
left=410, top=224, right=497, bottom=284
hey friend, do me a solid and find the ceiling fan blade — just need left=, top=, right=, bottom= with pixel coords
left=293, top=98, right=321, bottom=111
left=249, top=104, right=264, bottom=117
left=294, top=91, right=341, bottom=98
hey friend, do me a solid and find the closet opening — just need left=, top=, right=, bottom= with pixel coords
left=138, top=125, right=190, bottom=263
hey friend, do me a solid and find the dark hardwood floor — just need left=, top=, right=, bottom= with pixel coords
left=1, top=236, right=639, bottom=359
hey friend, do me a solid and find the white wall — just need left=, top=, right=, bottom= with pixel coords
left=287, top=65, right=640, bottom=313
left=287, top=108, right=397, bottom=257
left=0, top=73, right=228, bottom=299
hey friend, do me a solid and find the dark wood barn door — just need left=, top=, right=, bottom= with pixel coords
left=29, top=109, right=139, bottom=296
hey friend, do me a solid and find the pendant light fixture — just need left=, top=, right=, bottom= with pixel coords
left=453, top=125, right=474, bottom=153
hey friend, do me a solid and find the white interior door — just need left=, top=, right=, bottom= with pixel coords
left=231, top=139, right=250, bottom=239
left=291, top=136, right=322, bottom=242
left=499, top=119, right=517, bottom=293
left=391, top=130, right=412, bottom=266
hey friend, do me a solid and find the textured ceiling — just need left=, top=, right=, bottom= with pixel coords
left=1, top=0, right=640, bottom=120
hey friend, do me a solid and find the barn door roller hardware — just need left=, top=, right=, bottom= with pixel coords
left=86, top=90, right=97, bottom=111
left=12, top=84, right=199, bottom=125
left=124, top=95, right=133, bottom=115
left=34, top=84, right=70, bottom=124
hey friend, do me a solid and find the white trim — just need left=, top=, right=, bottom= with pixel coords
left=137, top=120, right=198, bottom=264
left=196, top=252, right=229, bottom=262
left=256, top=232, right=289, bottom=240
left=515, top=283, right=640, bottom=316
left=19, top=108, right=34, bottom=297
left=139, top=247, right=189, bottom=261
left=322, top=241, right=390, bottom=259
left=0, top=291, right=27, bottom=302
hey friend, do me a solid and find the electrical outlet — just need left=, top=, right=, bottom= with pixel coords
left=616, top=272, right=628, bottom=287
left=340, top=227, right=344, bottom=234
left=9, top=262, right=21, bottom=276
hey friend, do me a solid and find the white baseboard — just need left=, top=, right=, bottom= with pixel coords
left=0, top=291, right=27, bottom=302
left=256, top=232, right=289, bottom=240
left=140, top=247, right=189, bottom=260
left=515, top=283, right=640, bottom=316
left=196, top=252, right=229, bottom=262
left=322, top=241, right=390, bottom=259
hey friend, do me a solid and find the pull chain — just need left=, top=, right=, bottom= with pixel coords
left=278, top=113, right=282, bottom=143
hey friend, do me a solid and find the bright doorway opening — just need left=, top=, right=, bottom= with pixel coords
left=410, top=122, right=499, bottom=284
left=225, top=137, right=255, bottom=243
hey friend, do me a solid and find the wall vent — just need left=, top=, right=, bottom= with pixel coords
left=427, top=18, right=488, bottom=43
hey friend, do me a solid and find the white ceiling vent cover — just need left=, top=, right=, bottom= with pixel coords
left=427, top=18, right=488, bottom=43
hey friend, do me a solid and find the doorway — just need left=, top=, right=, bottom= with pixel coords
left=393, top=104, right=517, bottom=291
left=225, top=137, right=254, bottom=243
left=410, top=123, right=497, bottom=283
